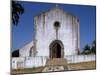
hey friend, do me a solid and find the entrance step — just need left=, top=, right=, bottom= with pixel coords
left=46, top=58, right=68, bottom=66
left=42, top=58, right=68, bottom=72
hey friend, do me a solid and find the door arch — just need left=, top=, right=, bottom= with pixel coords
left=49, top=40, right=64, bottom=58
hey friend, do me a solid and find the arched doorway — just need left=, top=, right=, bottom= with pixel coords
left=49, top=40, right=64, bottom=58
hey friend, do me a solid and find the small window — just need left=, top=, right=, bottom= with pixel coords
left=54, top=21, right=60, bottom=29
left=29, top=46, right=33, bottom=57
left=13, top=61, right=15, bottom=63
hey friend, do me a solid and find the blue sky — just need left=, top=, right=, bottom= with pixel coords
left=12, top=1, right=96, bottom=51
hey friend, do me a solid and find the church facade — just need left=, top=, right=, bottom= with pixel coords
left=20, top=6, right=80, bottom=58
left=12, top=5, right=96, bottom=72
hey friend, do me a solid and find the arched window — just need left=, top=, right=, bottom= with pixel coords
left=29, top=46, right=37, bottom=57
left=29, top=46, right=34, bottom=57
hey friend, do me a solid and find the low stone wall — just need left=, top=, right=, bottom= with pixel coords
left=12, top=55, right=96, bottom=69
left=65, top=55, right=96, bottom=63
left=12, top=57, right=25, bottom=69
left=25, top=57, right=48, bottom=68
left=12, top=56, right=48, bottom=69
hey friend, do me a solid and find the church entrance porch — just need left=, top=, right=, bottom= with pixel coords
left=49, top=40, right=64, bottom=58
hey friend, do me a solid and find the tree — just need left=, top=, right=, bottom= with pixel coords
left=82, top=44, right=91, bottom=54
left=81, top=40, right=96, bottom=55
left=91, top=40, right=96, bottom=54
left=83, top=44, right=90, bottom=51
left=12, top=49, right=19, bottom=57
left=12, top=1, right=24, bottom=25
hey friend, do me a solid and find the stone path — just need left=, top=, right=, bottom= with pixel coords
left=42, top=66, right=65, bottom=72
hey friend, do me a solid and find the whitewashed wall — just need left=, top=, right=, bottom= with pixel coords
left=12, top=55, right=95, bottom=69
left=65, top=55, right=96, bottom=63
left=12, top=56, right=48, bottom=69
left=20, top=41, right=34, bottom=57
left=34, top=7, right=80, bottom=57
left=12, top=57, right=25, bottom=69
left=25, top=56, right=48, bottom=68
left=19, top=7, right=80, bottom=57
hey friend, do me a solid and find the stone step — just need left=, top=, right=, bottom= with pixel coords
left=42, top=58, right=68, bottom=72
left=46, top=58, right=68, bottom=66
left=42, top=65, right=66, bottom=72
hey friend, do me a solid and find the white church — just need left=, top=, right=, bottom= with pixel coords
left=12, top=6, right=95, bottom=70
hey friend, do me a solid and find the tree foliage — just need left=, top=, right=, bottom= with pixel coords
left=82, top=44, right=91, bottom=54
left=82, top=40, right=96, bottom=55
left=91, top=40, right=96, bottom=54
left=12, top=1, right=24, bottom=25
left=83, top=44, right=90, bottom=51
left=12, top=49, right=19, bottom=57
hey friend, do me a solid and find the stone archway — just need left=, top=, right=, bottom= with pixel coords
left=49, top=40, right=64, bottom=58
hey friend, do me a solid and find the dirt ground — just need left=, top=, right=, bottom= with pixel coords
left=68, top=61, right=96, bottom=70
left=11, top=67, right=44, bottom=75
left=11, top=61, right=96, bottom=75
